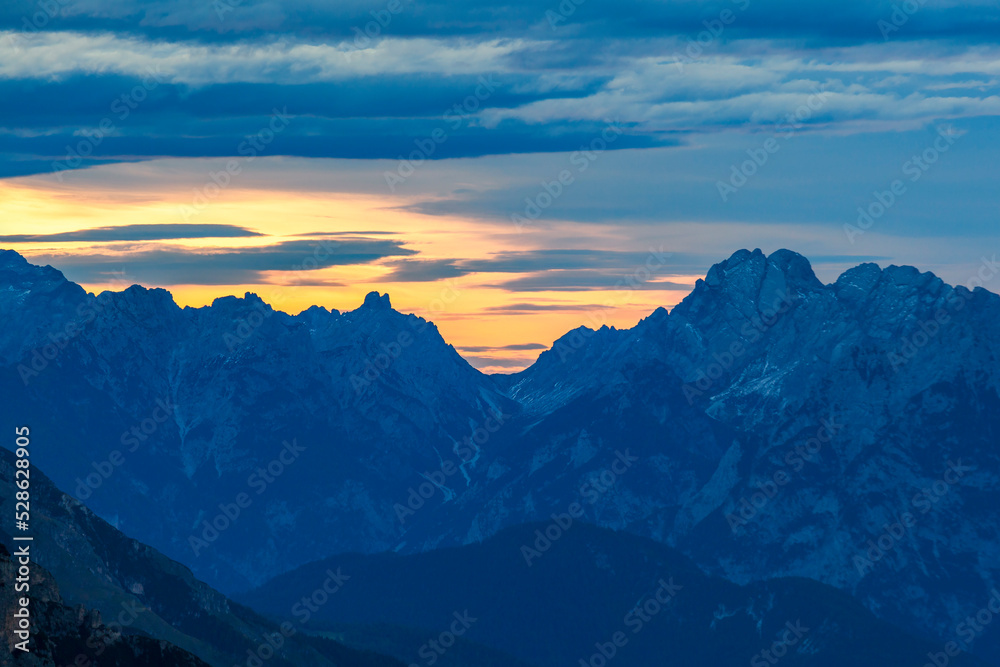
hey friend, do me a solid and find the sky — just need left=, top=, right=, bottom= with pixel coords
left=1, top=0, right=999, bottom=372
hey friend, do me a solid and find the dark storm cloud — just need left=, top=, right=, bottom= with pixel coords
left=381, top=249, right=684, bottom=284
left=21, top=238, right=415, bottom=285
left=380, top=259, right=467, bottom=282
left=460, top=249, right=678, bottom=274
left=481, top=303, right=607, bottom=313
left=0, top=92, right=669, bottom=178
left=3, top=0, right=999, bottom=44
left=457, top=343, right=547, bottom=352
left=493, top=271, right=690, bottom=292
left=0, top=74, right=595, bottom=125
left=0, top=224, right=262, bottom=242
left=2, top=0, right=999, bottom=194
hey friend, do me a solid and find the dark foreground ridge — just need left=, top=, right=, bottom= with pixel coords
left=239, top=522, right=989, bottom=667
left=0, top=447, right=403, bottom=667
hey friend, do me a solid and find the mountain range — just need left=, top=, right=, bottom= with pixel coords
left=1, top=247, right=999, bottom=662
left=239, top=521, right=990, bottom=667
left=4, top=446, right=983, bottom=666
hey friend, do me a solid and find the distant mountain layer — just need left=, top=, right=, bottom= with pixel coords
left=1, top=248, right=999, bottom=661
left=239, top=522, right=989, bottom=667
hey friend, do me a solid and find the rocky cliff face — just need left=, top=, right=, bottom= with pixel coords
left=1, top=248, right=998, bottom=660
left=0, top=541, right=210, bottom=667
left=0, top=248, right=516, bottom=591
left=493, top=249, right=1000, bottom=659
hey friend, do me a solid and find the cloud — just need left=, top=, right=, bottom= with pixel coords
left=3, top=0, right=1000, bottom=44
left=479, top=50, right=1000, bottom=133
left=461, top=249, right=677, bottom=273
left=295, top=230, right=398, bottom=236
left=21, top=238, right=415, bottom=285
left=480, top=303, right=606, bottom=313
left=0, top=73, right=668, bottom=176
left=1, top=3, right=999, bottom=296
left=0, top=73, right=578, bottom=125
left=380, top=259, right=466, bottom=282
left=6, top=29, right=1000, bottom=179
left=0, top=32, right=521, bottom=84
left=459, top=355, right=537, bottom=369
left=0, top=223, right=262, bottom=242
left=457, top=343, right=547, bottom=352
left=807, top=254, right=893, bottom=263
left=377, top=249, right=685, bottom=287
left=493, top=270, right=690, bottom=292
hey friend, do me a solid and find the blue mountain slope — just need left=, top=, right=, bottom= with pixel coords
left=1, top=248, right=999, bottom=661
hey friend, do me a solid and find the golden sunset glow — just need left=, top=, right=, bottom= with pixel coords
left=0, top=169, right=696, bottom=373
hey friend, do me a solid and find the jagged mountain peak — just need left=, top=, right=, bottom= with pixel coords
left=834, top=261, right=883, bottom=299
left=833, top=260, right=993, bottom=312
left=204, top=291, right=278, bottom=317
left=0, top=248, right=52, bottom=275
left=362, top=290, right=392, bottom=310
left=705, top=248, right=823, bottom=289
left=704, top=247, right=766, bottom=285
left=299, top=304, right=338, bottom=317
left=673, top=248, right=821, bottom=325
left=533, top=322, right=623, bottom=363
left=879, top=263, right=954, bottom=300
left=0, top=248, right=74, bottom=290
left=99, top=283, right=179, bottom=308
left=701, top=248, right=820, bottom=289
left=0, top=248, right=29, bottom=268
left=767, top=248, right=822, bottom=286
left=638, top=305, right=670, bottom=327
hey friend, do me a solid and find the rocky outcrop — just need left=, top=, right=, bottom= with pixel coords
left=0, top=542, right=209, bottom=667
